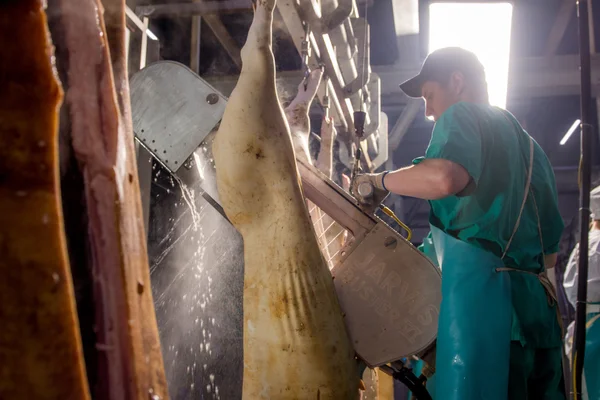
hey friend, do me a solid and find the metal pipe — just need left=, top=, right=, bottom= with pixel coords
left=572, top=1, right=593, bottom=398
left=369, top=111, right=388, bottom=170
left=343, top=19, right=357, bottom=56
left=364, top=73, right=380, bottom=135
left=344, top=18, right=370, bottom=96
left=140, top=17, right=149, bottom=70
left=322, top=0, right=353, bottom=32
left=277, top=1, right=351, bottom=132
left=190, top=16, right=201, bottom=74
left=302, top=0, right=353, bottom=33
left=321, top=1, right=359, bottom=103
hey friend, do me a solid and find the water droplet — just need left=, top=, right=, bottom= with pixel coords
left=52, top=273, right=60, bottom=284
left=209, top=374, right=215, bottom=384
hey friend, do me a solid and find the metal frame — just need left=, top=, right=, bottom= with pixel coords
left=544, top=0, right=576, bottom=56
left=127, top=6, right=160, bottom=235
left=144, top=0, right=381, bottom=170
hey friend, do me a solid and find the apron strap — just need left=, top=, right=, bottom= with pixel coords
left=496, top=267, right=558, bottom=305
left=501, top=136, right=534, bottom=260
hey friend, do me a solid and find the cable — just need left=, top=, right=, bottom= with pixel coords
left=572, top=1, right=594, bottom=398
left=360, top=1, right=369, bottom=111
left=379, top=205, right=412, bottom=241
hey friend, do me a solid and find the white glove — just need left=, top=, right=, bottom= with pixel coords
left=351, top=172, right=390, bottom=210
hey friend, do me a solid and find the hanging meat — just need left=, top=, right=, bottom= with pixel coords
left=1, top=0, right=168, bottom=398
left=213, top=0, right=359, bottom=397
left=0, top=1, right=90, bottom=398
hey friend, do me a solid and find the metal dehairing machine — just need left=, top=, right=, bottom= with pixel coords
left=131, top=61, right=440, bottom=396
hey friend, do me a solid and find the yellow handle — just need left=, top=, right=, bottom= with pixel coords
left=379, top=205, right=413, bottom=241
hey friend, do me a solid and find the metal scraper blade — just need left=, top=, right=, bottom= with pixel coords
left=130, top=61, right=227, bottom=173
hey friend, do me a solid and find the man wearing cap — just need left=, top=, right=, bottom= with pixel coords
left=563, top=185, right=600, bottom=399
left=353, top=47, right=565, bottom=399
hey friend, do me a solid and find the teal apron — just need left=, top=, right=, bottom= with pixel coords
left=584, top=311, right=600, bottom=399
left=430, top=137, right=557, bottom=399
left=431, top=224, right=512, bottom=399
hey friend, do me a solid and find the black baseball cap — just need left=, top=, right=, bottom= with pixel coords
left=399, top=47, right=485, bottom=98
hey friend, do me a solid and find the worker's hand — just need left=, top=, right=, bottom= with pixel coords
left=351, top=172, right=390, bottom=211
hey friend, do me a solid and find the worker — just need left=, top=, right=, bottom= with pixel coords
left=353, top=47, right=565, bottom=399
left=563, top=185, right=600, bottom=399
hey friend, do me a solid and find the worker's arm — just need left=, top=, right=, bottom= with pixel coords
left=382, top=158, right=471, bottom=200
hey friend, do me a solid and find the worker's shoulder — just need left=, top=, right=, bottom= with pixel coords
left=440, top=101, right=483, bottom=120
left=434, top=102, right=485, bottom=134
left=439, top=102, right=507, bottom=129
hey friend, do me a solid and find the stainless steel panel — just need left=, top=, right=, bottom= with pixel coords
left=130, top=61, right=227, bottom=172
left=332, top=221, right=441, bottom=367
left=147, top=161, right=244, bottom=399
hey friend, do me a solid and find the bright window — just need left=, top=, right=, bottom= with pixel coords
left=429, top=2, right=513, bottom=108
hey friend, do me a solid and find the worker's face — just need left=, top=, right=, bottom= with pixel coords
left=421, top=73, right=465, bottom=121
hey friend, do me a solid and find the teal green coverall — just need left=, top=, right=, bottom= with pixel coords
left=416, top=102, right=565, bottom=399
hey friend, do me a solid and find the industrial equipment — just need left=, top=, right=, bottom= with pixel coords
left=124, top=1, right=441, bottom=397
left=131, top=60, right=440, bottom=396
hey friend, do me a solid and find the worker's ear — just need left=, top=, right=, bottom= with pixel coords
left=449, top=71, right=466, bottom=97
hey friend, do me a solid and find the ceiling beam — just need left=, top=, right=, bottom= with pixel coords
left=136, top=0, right=252, bottom=17
left=203, top=14, right=242, bottom=69
left=389, top=99, right=421, bottom=149
left=544, top=0, right=576, bottom=56
left=373, top=54, right=600, bottom=99
left=206, top=52, right=600, bottom=108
